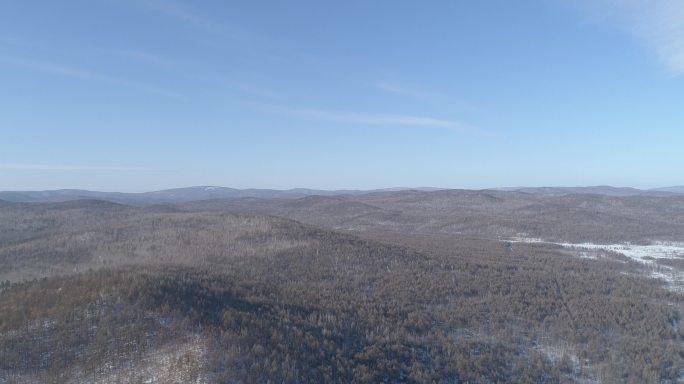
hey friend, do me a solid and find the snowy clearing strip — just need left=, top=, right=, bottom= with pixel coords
left=505, top=237, right=684, bottom=292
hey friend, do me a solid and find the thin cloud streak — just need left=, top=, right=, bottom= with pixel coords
left=142, top=0, right=251, bottom=42
left=233, top=83, right=283, bottom=100
left=193, top=73, right=284, bottom=100
left=375, top=82, right=479, bottom=112
left=144, top=0, right=219, bottom=31
left=376, top=82, right=435, bottom=100
left=0, top=56, right=185, bottom=99
left=116, top=50, right=185, bottom=67
left=0, top=164, right=158, bottom=171
left=269, top=106, right=481, bottom=133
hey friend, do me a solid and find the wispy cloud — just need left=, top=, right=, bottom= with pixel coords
left=142, top=0, right=250, bottom=42
left=233, top=83, right=283, bottom=100
left=267, top=106, right=479, bottom=133
left=577, top=0, right=684, bottom=74
left=375, top=82, right=436, bottom=100
left=375, top=82, right=478, bottom=112
left=116, top=50, right=184, bottom=67
left=143, top=0, right=219, bottom=31
left=190, top=73, right=284, bottom=100
left=0, top=56, right=185, bottom=99
left=0, top=164, right=157, bottom=171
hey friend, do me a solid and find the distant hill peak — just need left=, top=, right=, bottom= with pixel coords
left=494, top=185, right=682, bottom=197
left=651, top=186, right=684, bottom=194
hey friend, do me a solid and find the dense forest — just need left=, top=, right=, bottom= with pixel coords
left=179, top=190, right=684, bottom=244
left=1, top=193, right=684, bottom=383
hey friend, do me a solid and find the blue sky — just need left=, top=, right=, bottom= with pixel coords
left=1, top=0, right=683, bottom=191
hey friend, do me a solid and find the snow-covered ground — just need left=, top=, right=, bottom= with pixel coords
left=558, top=242, right=684, bottom=263
left=506, top=237, right=684, bottom=292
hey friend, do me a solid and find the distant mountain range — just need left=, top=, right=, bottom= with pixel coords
left=0, top=185, right=682, bottom=204
left=0, top=186, right=443, bottom=205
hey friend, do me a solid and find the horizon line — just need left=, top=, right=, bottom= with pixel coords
left=1, top=184, right=683, bottom=195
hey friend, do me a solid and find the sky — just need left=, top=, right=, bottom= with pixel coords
left=1, top=0, right=683, bottom=192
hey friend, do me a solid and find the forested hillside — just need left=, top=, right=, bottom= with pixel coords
left=1, top=196, right=684, bottom=383
left=179, top=190, right=684, bottom=243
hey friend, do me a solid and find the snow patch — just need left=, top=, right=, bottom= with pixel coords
left=558, top=242, right=684, bottom=263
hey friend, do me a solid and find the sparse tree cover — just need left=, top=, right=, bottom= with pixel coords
left=0, top=197, right=683, bottom=383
